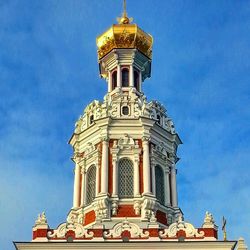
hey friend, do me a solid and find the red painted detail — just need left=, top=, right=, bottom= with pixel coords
left=33, top=229, right=48, bottom=239
left=108, top=140, right=114, bottom=195
left=92, top=229, right=103, bottom=237
left=84, top=210, right=96, bottom=226
left=112, top=205, right=140, bottom=217
left=156, top=210, right=168, bottom=225
left=65, top=230, right=75, bottom=239
left=121, top=230, right=131, bottom=238
left=199, top=228, right=218, bottom=239
left=147, top=228, right=159, bottom=237
left=177, top=229, right=186, bottom=238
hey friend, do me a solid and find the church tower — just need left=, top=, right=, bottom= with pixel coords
left=68, top=1, right=182, bottom=230
left=15, top=2, right=246, bottom=249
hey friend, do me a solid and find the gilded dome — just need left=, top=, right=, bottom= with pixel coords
left=96, top=22, right=153, bottom=60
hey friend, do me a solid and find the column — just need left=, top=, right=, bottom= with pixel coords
left=151, top=165, right=156, bottom=196
left=73, top=163, right=81, bottom=208
left=170, top=164, right=178, bottom=207
left=112, top=159, right=118, bottom=196
left=101, top=138, right=109, bottom=194
left=164, top=170, right=171, bottom=206
left=142, top=137, right=151, bottom=194
left=108, top=71, right=112, bottom=92
left=134, top=159, right=140, bottom=196
left=96, top=163, right=100, bottom=196
left=129, top=65, right=134, bottom=87
left=117, top=64, right=121, bottom=88
left=80, top=168, right=86, bottom=207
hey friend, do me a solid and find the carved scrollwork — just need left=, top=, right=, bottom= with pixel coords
left=159, top=216, right=205, bottom=238
left=103, top=219, right=149, bottom=239
left=47, top=222, right=94, bottom=239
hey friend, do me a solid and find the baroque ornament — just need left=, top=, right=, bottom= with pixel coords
left=103, top=219, right=149, bottom=238
left=159, top=216, right=205, bottom=238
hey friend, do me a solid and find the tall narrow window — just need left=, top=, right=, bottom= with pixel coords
left=86, top=165, right=96, bottom=205
left=112, top=71, right=117, bottom=90
left=155, top=165, right=165, bottom=204
left=134, top=71, right=139, bottom=90
left=118, top=158, right=134, bottom=198
left=122, top=68, right=129, bottom=87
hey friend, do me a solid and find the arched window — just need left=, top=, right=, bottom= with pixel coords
left=86, top=165, right=96, bottom=205
left=134, top=71, right=139, bottom=90
left=118, top=158, right=134, bottom=198
left=155, top=165, right=165, bottom=204
left=122, top=68, right=129, bottom=87
left=112, top=71, right=117, bottom=90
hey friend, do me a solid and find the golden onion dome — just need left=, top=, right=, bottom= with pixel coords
left=96, top=1, right=153, bottom=60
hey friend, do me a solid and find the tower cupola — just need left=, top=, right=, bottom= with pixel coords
left=97, top=0, right=153, bottom=93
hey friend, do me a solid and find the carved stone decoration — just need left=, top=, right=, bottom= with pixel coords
left=141, top=198, right=156, bottom=221
left=202, top=211, right=217, bottom=229
left=47, top=222, right=94, bottom=239
left=93, top=198, right=109, bottom=220
left=159, top=216, right=205, bottom=238
left=103, top=219, right=149, bottom=239
left=133, top=200, right=141, bottom=215
left=35, top=212, right=48, bottom=226
left=111, top=201, right=118, bottom=216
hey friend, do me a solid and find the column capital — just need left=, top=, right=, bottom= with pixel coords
left=100, top=136, right=109, bottom=142
left=142, top=136, right=150, bottom=143
left=81, top=166, right=86, bottom=175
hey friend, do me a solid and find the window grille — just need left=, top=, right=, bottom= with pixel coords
left=122, top=68, right=129, bottom=87
left=86, top=165, right=96, bottom=205
left=118, top=158, right=134, bottom=198
left=155, top=165, right=165, bottom=204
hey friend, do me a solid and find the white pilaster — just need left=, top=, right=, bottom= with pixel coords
left=80, top=167, right=86, bottom=207
left=151, top=165, right=156, bottom=196
left=112, top=159, right=118, bottom=196
left=73, top=163, right=81, bottom=208
left=139, top=71, right=142, bottom=92
left=164, top=169, right=171, bottom=206
left=117, top=64, right=121, bottom=88
left=129, top=65, right=134, bottom=87
left=101, top=138, right=109, bottom=194
left=108, top=71, right=112, bottom=92
left=142, top=137, right=151, bottom=194
left=134, top=159, right=140, bottom=196
left=170, top=164, right=178, bottom=207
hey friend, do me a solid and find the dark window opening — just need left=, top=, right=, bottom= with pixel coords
left=122, top=106, right=129, bottom=115
left=122, top=68, right=129, bottom=87
left=90, top=115, right=94, bottom=125
left=134, top=71, right=139, bottom=91
left=157, top=114, right=161, bottom=125
left=155, top=165, right=165, bottom=204
left=112, top=71, right=117, bottom=90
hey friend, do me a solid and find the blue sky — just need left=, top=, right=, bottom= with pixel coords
left=0, top=1, right=250, bottom=249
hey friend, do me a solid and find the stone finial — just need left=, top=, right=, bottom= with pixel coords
left=35, top=212, right=48, bottom=226
left=238, top=237, right=248, bottom=250
left=202, top=211, right=217, bottom=229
